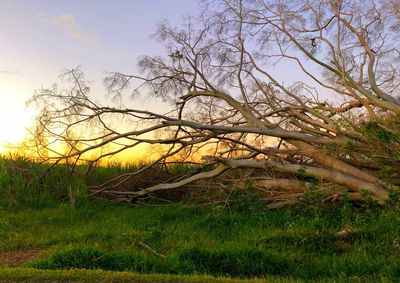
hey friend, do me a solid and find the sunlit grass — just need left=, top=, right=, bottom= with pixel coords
left=0, top=154, right=147, bottom=209
left=0, top=202, right=399, bottom=280
left=0, top=267, right=308, bottom=283
left=1, top=155, right=400, bottom=281
left=0, top=154, right=206, bottom=209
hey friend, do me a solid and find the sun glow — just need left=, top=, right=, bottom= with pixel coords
left=0, top=79, right=36, bottom=153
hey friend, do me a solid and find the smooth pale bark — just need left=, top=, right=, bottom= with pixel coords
left=162, top=120, right=355, bottom=145
left=133, top=164, right=230, bottom=197
left=208, top=157, right=388, bottom=202
left=287, top=139, right=385, bottom=186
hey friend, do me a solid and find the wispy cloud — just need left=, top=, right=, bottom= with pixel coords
left=37, top=11, right=97, bottom=46
left=0, top=70, right=19, bottom=75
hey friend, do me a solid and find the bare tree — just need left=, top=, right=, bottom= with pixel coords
left=30, top=0, right=400, bottom=207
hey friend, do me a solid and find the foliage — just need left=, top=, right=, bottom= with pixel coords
left=364, top=121, right=395, bottom=143
left=227, top=181, right=266, bottom=213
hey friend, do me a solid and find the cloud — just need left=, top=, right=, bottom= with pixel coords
left=0, top=70, right=19, bottom=75
left=37, top=11, right=97, bottom=46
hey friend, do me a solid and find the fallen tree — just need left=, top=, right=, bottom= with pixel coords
left=30, top=0, right=400, bottom=207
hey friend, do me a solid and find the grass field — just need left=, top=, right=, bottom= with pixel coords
left=0, top=201, right=400, bottom=282
left=1, top=156, right=400, bottom=282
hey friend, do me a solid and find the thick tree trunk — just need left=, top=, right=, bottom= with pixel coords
left=219, top=158, right=388, bottom=202
left=287, top=139, right=385, bottom=186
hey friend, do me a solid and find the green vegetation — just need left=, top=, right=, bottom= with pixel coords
left=0, top=155, right=85, bottom=209
left=0, top=155, right=202, bottom=210
left=1, top=155, right=400, bottom=281
left=1, top=268, right=395, bottom=283
left=0, top=155, right=145, bottom=209
left=0, top=201, right=399, bottom=281
left=0, top=267, right=296, bottom=283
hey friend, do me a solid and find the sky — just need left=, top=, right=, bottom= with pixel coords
left=0, top=0, right=320, bottom=161
left=0, top=0, right=198, bottom=153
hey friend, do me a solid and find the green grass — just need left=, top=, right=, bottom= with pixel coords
left=0, top=268, right=395, bottom=283
left=0, top=155, right=88, bottom=209
left=0, top=202, right=400, bottom=281
left=1, top=155, right=400, bottom=281
left=0, top=155, right=202, bottom=210
left=0, top=267, right=300, bottom=282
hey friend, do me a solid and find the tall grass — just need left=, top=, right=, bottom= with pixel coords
left=0, top=155, right=55, bottom=208
left=0, top=155, right=88, bottom=209
left=0, top=155, right=201, bottom=209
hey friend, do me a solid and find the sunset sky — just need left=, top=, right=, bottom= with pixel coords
left=0, top=0, right=198, bottom=153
